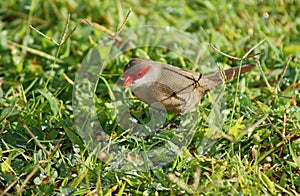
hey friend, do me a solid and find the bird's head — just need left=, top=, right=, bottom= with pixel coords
left=123, top=58, right=159, bottom=87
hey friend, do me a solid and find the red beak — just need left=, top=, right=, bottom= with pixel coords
left=123, top=74, right=133, bottom=86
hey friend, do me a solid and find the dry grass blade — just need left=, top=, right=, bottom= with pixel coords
left=254, top=58, right=273, bottom=91
left=275, top=56, right=292, bottom=93
left=3, top=176, right=19, bottom=195
left=168, top=173, right=195, bottom=194
left=209, top=39, right=265, bottom=61
left=23, top=124, right=49, bottom=154
left=81, top=19, right=116, bottom=38
left=30, top=25, right=59, bottom=45
left=242, top=39, right=266, bottom=59
left=8, top=41, right=65, bottom=64
left=17, top=166, right=40, bottom=195
left=283, top=81, right=300, bottom=94
left=60, top=14, right=77, bottom=46
left=209, top=44, right=242, bottom=60
left=117, top=8, right=132, bottom=33
left=30, top=14, right=76, bottom=46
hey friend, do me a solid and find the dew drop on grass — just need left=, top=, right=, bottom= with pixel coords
left=166, top=7, right=173, bottom=13
left=129, top=117, right=138, bottom=123
left=263, top=12, right=269, bottom=19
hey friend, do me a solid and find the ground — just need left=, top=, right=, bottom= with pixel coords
left=0, top=0, right=299, bottom=195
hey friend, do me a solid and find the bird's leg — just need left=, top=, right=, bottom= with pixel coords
left=160, top=113, right=182, bottom=130
left=143, top=113, right=182, bottom=140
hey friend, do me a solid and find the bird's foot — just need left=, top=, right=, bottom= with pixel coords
left=143, top=113, right=181, bottom=140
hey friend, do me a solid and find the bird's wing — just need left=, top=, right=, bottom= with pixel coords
left=158, top=63, right=203, bottom=95
left=151, top=81, right=197, bottom=113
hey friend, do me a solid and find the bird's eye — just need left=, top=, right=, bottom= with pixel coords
left=132, top=66, right=151, bottom=81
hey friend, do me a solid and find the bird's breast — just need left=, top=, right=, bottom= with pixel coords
left=131, top=81, right=200, bottom=113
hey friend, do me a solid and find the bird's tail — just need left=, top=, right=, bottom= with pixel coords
left=205, top=64, right=255, bottom=89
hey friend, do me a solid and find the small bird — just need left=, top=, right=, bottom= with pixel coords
left=123, top=58, right=254, bottom=113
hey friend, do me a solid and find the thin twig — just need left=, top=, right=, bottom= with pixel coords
left=242, top=39, right=266, bottom=59
left=254, top=58, right=273, bottom=91
left=82, top=9, right=131, bottom=46
left=245, top=52, right=264, bottom=59
left=194, top=48, right=203, bottom=71
left=2, top=172, right=19, bottom=194
left=8, top=41, right=65, bottom=64
left=23, top=124, right=49, bottom=154
left=282, top=109, right=287, bottom=139
left=209, top=44, right=241, bottom=60
left=60, top=13, right=71, bottom=45
left=30, top=25, right=59, bottom=45
left=17, top=165, right=40, bottom=195
left=7, top=9, right=46, bottom=24
left=192, top=167, right=201, bottom=191
left=256, top=134, right=295, bottom=164
left=246, top=113, right=269, bottom=137
left=209, top=39, right=265, bottom=60
left=48, top=0, right=63, bottom=21
left=275, top=56, right=292, bottom=94
left=117, top=0, right=124, bottom=26
left=283, top=81, right=300, bottom=94
left=63, top=26, right=77, bottom=45
left=253, top=98, right=286, bottom=139
left=226, top=40, right=265, bottom=131
left=117, top=8, right=131, bottom=33
left=168, top=173, right=195, bottom=194
left=82, top=19, right=116, bottom=37
left=31, top=14, right=75, bottom=47
left=62, top=72, right=74, bottom=85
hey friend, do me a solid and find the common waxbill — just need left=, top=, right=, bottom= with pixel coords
left=123, top=58, right=254, bottom=113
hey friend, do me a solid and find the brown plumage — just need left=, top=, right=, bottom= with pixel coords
left=123, top=58, right=254, bottom=113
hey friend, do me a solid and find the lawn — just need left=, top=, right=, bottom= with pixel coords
left=0, top=0, right=299, bottom=195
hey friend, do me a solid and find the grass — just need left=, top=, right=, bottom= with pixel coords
left=0, top=0, right=300, bottom=195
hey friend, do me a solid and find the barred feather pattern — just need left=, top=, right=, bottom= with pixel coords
left=124, top=58, right=254, bottom=113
